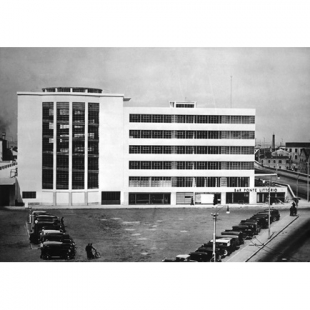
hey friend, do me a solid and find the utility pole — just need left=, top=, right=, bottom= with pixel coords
left=307, top=161, right=309, bottom=202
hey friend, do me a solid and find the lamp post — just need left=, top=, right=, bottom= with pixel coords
left=307, top=161, right=309, bottom=202
left=255, top=173, right=277, bottom=239
left=211, top=205, right=230, bottom=262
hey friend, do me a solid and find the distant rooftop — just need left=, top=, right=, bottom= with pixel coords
left=286, top=142, right=310, bottom=148
left=42, top=87, right=103, bottom=93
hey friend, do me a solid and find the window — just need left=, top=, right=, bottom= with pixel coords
left=130, top=114, right=140, bottom=122
left=129, top=145, right=140, bottom=154
left=129, top=161, right=140, bottom=169
left=141, top=115, right=151, bottom=122
left=141, top=130, right=152, bottom=138
left=72, top=171, right=84, bottom=189
left=22, top=192, right=36, bottom=199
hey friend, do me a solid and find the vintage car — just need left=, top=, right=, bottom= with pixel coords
left=216, top=235, right=240, bottom=249
left=30, top=221, right=62, bottom=243
left=250, top=214, right=269, bottom=228
left=263, top=208, right=280, bottom=221
left=196, top=244, right=225, bottom=258
left=39, top=230, right=73, bottom=244
left=221, top=230, right=244, bottom=244
left=239, top=220, right=261, bottom=235
left=188, top=251, right=221, bottom=262
left=232, top=225, right=254, bottom=239
left=29, top=211, right=51, bottom=224
left=40, top=241, right=76, bottom=260
left=206, top=238, right=235, bottom=256
left=255, top=212, right=276, bottom=224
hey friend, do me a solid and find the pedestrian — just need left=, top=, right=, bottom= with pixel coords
left=290, top=202, right=297, bottom=216
left=61, top=217, right=64, bottom=226
left=295, top=198, right=299, bottom=207
left=85, top=243, right=95, bottom=260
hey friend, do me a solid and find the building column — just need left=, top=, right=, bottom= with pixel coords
left=122, top=192, right=128, bottom=205
left=221, top=192, right=226, bottom=205
left=171, top=192, right=176, bottom=205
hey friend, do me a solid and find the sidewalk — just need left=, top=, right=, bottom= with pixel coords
left=224, top=213, right=300, bottom=262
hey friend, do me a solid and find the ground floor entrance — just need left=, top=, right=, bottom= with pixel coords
left=256, top=192, right=286, bottom=204
left=129, top=193, right=171, bottom=205
left=226, top=192, right=249, bottom=204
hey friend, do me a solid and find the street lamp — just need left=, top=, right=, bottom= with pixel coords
left=256, top=173, right=278, bottom=239
left=307, top=161, right=309, bottom=202
left=211, top=205, right=230, bottom=262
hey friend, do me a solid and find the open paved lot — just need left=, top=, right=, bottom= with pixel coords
left=0, top=205, right=296, bottom=262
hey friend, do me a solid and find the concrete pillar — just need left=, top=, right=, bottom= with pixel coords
left=221, top=192, right=226, bottom=205
left=122, top=192, right=128, bottom=205
left=171, top=192, right=176, bottom=205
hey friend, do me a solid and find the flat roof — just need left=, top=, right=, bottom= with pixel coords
left=0, top=178, right=15, bottom=185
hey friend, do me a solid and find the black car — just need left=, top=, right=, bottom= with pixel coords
left=232, top=225, right=254, bottom=239
left=256, top=212, right=276, bottom=223
left=239, top=220, right=261, bottom=235
left=217, top=235, right=240, bottom=249
left=196, top=244, right=225, bottom=258
left=221, top=230, right=244, bottom=244
left=250, top=214, right=269, bottom=228
left=189, top=251, right=221, bottom=262
left=40, top=241, right=75, bottom=260
left=30, top=222, right=62, bottom=243
left=263, top=208, right=280, bottom=221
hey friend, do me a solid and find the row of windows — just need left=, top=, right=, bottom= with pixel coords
left=42, top=169, right=99, bottom=189
left=42, top=102, right=99, bottom=125
left=129, top=130, right=255, bottom=139
left=129, top=177, right=249, bottom=187
left=129, top=161, right=254, bottom=170
left=43, top=102, right=99, bottom=190
left=129, top=145, right=254, bottom=155
left=129, top=114, right=255, bottom=124
left=42, top=154, right=98, bottom=171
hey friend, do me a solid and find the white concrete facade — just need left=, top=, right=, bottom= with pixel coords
left=17, top=88, right=271, bottom=207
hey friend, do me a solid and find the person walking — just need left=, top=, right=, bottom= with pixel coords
left=85, top=243, right=95, bottom=260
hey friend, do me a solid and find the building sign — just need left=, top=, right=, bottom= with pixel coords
left=234, top=187, right=284, bottom=193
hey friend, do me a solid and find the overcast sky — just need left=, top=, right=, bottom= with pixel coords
left=0, top=47, right=309, bottom=145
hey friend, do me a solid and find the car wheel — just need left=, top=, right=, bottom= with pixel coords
left=223, top=249, right=228, bottom=256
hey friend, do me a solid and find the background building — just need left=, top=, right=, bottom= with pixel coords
left=17, top=87, right=261, bottom=206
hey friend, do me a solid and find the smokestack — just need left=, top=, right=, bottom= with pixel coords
left=272, top=134, right=275, bottom=151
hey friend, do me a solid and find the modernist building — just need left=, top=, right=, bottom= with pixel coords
left=17, top=86, right=280, bottom=207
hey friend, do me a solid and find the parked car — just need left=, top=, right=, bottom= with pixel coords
left=250, top=214, right=269, bottom=228
left=162, top=254, right=198, bottom=262
left=196, top=244, right=225, bottom=258
left=39, top=230, right=73, bottom=244
left=217, top=235, right=240, bottom=249
left=29, top=210, right=51, bottom=224
left=40, top=241, right=75, bottom=260
left=256, top=211, right=276, bottom=223
left=221, top=230, right=244, bottom=244
left=239, top=220, right=261, bottom=234
left=30, top=222, right=62, bottom=243
left=189, top=251, right=221, bottom=262
left=232, top=225, right=254, bottom=239
left=207, top=238, right=234, bottom=256
left=263, top=208, right=280, bottom=221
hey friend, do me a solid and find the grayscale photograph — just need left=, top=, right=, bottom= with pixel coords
left=0, top=47, right=309, bottom=263
left=1, top=2, right=310, bottom=310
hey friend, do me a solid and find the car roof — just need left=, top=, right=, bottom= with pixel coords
left=176, top=254, right=190, bottom=259
left=42, top=241, right=63, bottom=245
left=41, top=230, right=63, bottom=234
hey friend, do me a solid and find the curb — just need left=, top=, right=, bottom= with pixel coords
left=245, top=215, right=300, bottom=262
